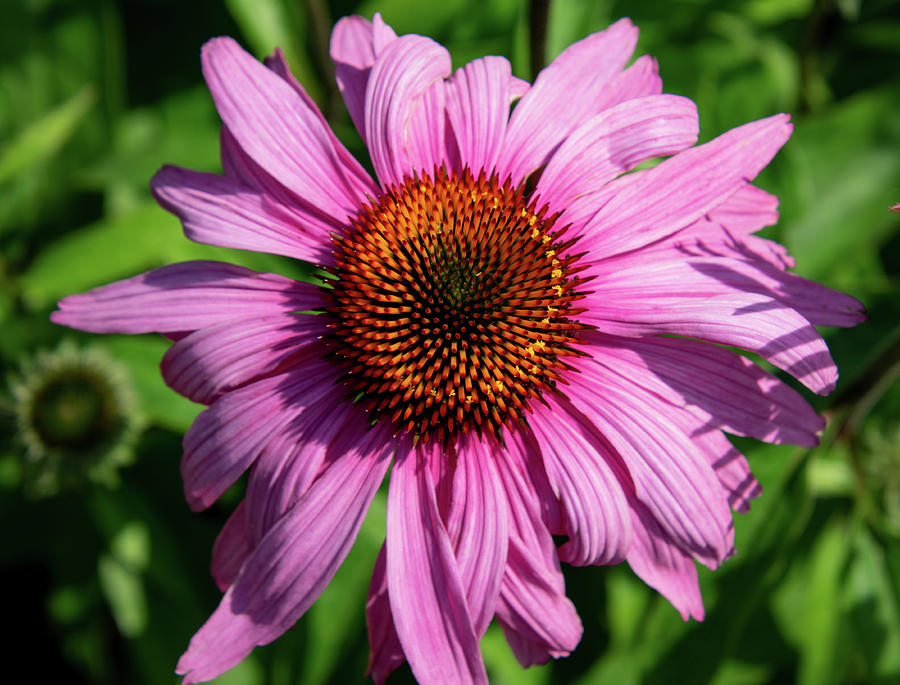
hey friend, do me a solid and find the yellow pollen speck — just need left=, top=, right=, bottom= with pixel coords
left=529, top=215, right=537, bottom=225
left=520, top=208, right=528, bottom=218
left=531, top=228, right=540, bottom=239
left=448, top=389, right=456, bottom=397
left=545, top=250, right=556, bottom=258
left=552, top=269, right=563, bottom=279
left=542, top=234, right=551, bottom=243
left=492, top=197, right=499, bottom=208
left=495, top=381, right=504, bottom=392
left=552, top=259, right=560, bottom=267
left=554, top=285, right=564, bottom=296
left=429, top=388, right=438, bottom=397
left=547, top=306, right=559, bottom=315
left=541, top=317, right=551, bottom=324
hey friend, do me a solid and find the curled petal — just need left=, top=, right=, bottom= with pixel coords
left=443, top=435, right=509, bottom=636
left=387, top=446, right=487, bottom=684
left=493, top=429, right=583, bottom=665
left=537, top=94, right=699, bottom=227
left=330, top=13, right=398, bottom=141
left=528, top=398, right=633, bottom=566
left=364, top=35, right=452, bottom=186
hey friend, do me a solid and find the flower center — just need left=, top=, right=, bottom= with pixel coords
left=324, top=168, right=587, bottom=442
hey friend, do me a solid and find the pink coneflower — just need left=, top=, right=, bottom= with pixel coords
left=53, top=14, right=864, bottom=684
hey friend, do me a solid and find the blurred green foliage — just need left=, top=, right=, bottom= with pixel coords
left=1, top=0, right=899, bottom=683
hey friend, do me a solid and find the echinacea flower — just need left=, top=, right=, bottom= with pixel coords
left=53, top=14, right=865, bottom=684
left=11, top=341, right=141, bottom=496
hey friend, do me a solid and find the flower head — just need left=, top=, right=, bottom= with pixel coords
left=11, top=341, right=141, bottom=496
left=52, top=14, right=865, bottom=684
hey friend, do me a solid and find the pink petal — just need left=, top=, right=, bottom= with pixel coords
left=445, top=56, right=517, bottom=173
left=176, top=420, right=394, bottom=685
left=528, top=398, right=633, bottom=566
left=536, top=94, right=699, bottom=228
left=180, top=354, right=339, bottom=511
left=211, top=500, right=251, bottom=592
left=707, top=182, right=780, bottom=234
left=364, top=35, right=452, bottom=187
left=638, top=238, right=865, bottom=328
left=161, top=313, right=327, bottom=405
left=579, top=114, right=793, bottom=259
left=386, top=446, right=487, bottom=685
left=151, top=165, right=332, bottom=264
left=626, top=503, right=705, bottom=621
left=607, top=54, right=663, bottom=101
left=580, top=262, right=839, bottom=395
left=564, top=370, right=735, bottom=569
left=665, top=216, right=795, bottom=270
left=691, top=430, right=762, bottom=513
left=201, top=37, right=375, bottom=222
left=496, top=18, right=639, bottom=184
left=365, top=546, right=406, bottom=685
left=243, top=388, right=357, bottom=546
left=330, top=13, right=398, bottom=142
left=584, top=332, right=825, bottom=447
left=442, top=435, right=509, bottom=636
left=52, top=261, right=323, bottom=335
left=492, top=429, right=583, bottom=666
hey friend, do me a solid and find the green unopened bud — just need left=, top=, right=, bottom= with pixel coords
left=11, top=341, right=142, bottom=496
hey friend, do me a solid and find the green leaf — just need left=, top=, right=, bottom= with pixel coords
left=21, top=201, right=299, bottom=310
left=0, top=84, right=96, bottom=183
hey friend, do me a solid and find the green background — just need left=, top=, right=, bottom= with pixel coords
left=2, top=0, right=899, bottom=683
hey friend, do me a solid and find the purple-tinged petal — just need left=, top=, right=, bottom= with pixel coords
left=161, top=313, right=327, bottom=405
left=330, top=13, right=398, bottom=142
left=176, top=420, right=395, bottom=685
left=692, top=430, right=762, bottom=513
left=606, top=54, right=662, bottom=101
left=244, top=387, right=357, bottom=546
left=707, top=182, right=780, bottom=234
left=664, top=217, right=795, bottom=270
left=584, top=332, right=825, bottom=447
left=386, top=446, right=488, bottom=685
left=496, top=18, right=639, bottom=184
left=52, top=261, right=323, bottom=335
left=626, top=503, right=705, bottom=621
left=564, top=370, right=735, bottom=568
left=365, top=35, right=452, bottom=187
left=442, top=435, right=508, bottom=636
left=211, top=501, right=251, bottom=592
left=528, top=397, right=633, bottom=566
left=261, top=46, right=379, bottom=199
left=181, top=354, right=339, bottom=511
left=446, top=56, right=517, bottom=174
left=493, top=429, right=582, bottom=666
left=636, top=240, right=866, bottom=328
left=580, top=256, right=840, bottom=395
left=579, top=114, right=793, bottom=259
left=536, top=94, right=699, bottom=226
left=366, top=546, right=405, bottom=685
left=151, top=166, right=332, bottom=264
left=201, top=37, right=375, bottom=222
